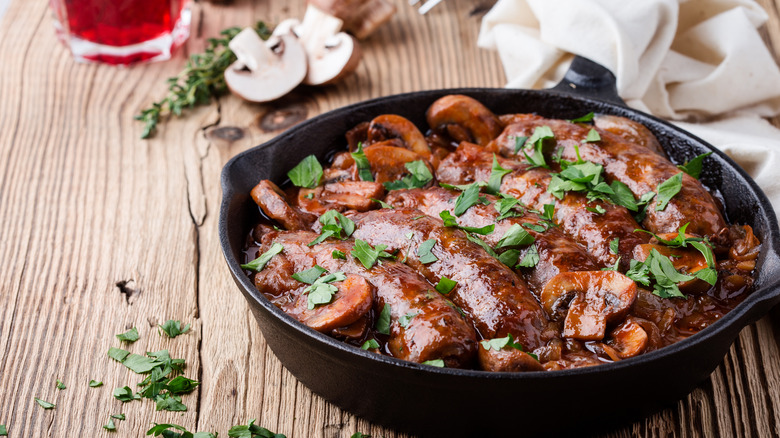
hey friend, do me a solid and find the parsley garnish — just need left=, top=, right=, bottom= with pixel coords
left=522, top=222, right=547, bottom=233
left=113, top=386, right=140, bottom=403
left=361, top=339, right=380, bottom=350
left=104, top=419, right=117, bottom=431
left=56, top=379, right=66, bottom=390
left=376, top=304, right=392, bottom=335
left=298, top=270, right=347, bottom=310
left=399, top=312, right=418, bottom=328
left=655, top=172, right=683, bottom=211
left=569, top=112, right=595, bottom=123
left=351, top=239, right=394, bottom=269
left=634, top=191, right=657, bottom=223
left=609, top=238, right=620, bottom=254
left=332, top=249, right=346, bottom=259
left=422, top=359, right=445, bottom=367
left=487, top=155, right=512, bottom=195
left=147, top=423, right=218, bottom=438
left=678, top=152, right=712, bottom=179
left=513, top=135, right=529, bottom=154
left=242, top=243, right=284, bottom=271
left=371, top=198, right=394, bottom=209
left=435, top=277, right=457, bottom=295
left=116, top=327, right=140, bottom=343
left=452, top=183, right=490, bottom=216
left=227, top=419, right=286, bottom=438
left=89, top=380, right=103, bottom=387
left=0, top=425, right=6, bottom=436
left=480, top=333, right=538, bottom=360
left=287, top=155, right=323, bottom=189
left=383, top=160, right=433, bottom=191
left=496, top=224, right=535, bottom=249
left=351, top=434, right=371, bottom=438
left=465, top=233, right=499, bottom=258
left=609, top=180, right=638, bottom=211
left=635, top=223, right=718, bottom=286
left=517, top=244, right=540, bottom=268
left=292, top=265, right=327, bottom=284
left=351, top=143, right=374, bottom=182
left=108, top=347, right=130, bottom=362
left=497, top=249, right=521, bottom=267
left=159, top=320, right=190, bottom=338
left=112, top=414, right=126, bottom=420
left=584, top=129, right=601, bottom=142
left=34, top=398, right=55, bottom=409
left=439, top=210, right=495, bottom=235
left=417, top=239, right=439, bottom=264
left=494, top=194, right=523, bottom=221
left=309, top=210, right=356, bottom=246
left=522, top=126, right=554, bottom=169
left=541, top=203, right=555, bottom=222
left=602, top=257, right=621, bottom=271
left=586, top=205, right=606, bottom=214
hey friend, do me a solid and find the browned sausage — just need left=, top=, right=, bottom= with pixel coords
left=254, top=230, right=478, bottom=368
left=385, top=187, right=600, bottom=293
left=593, top=114, right=666, bottom=157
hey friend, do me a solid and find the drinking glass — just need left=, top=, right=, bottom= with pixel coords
left=49, top=0, right=191, bottom=65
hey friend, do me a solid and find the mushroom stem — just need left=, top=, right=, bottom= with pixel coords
left=298, top=4, right=345, bottom=57
left=229, top=28, right=277, bottom=71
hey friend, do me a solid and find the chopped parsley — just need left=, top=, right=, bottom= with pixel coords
left=351, top=143, right=374, bottom=182
left=371, top=198, right=394, bottom=209
left=287, top=155, right=323, bottom=188
left=609, top=238, right=620, bottom=255
left=435, top=277, right=457, bottom=295
left=332, top=249, right=346, bottom=259
left=399, top=312, right=418, bottom=328
left=494, top=194, right=523, bottom=221
left=56, top=379, right=66, bottom=390
left=487, top=155, right=512, bottom=195
left=351, top=239, right=394, bottom=269
left=108, top=347, right=130, bottom=362
left=147, top=423, right=219, bottom=438
left=522, top=222, right=547, bottom=233
left=116, top=327, right=139, bottom=343
left=513, top=135, right=529, bottom=154
left=541, top=203, right=555, bottom=222
left=497, top=249, right=522, bottom=267
left=309, top=210, right=356, bottom=246
left=569, top=112, right=595, bottom=123
left=0, top=425, right=6, bottom=436
left=439, top=210, right=495, bottom=235
left=422, top=359, right=445, bottom=367
left=584, top=129, right=601, bottom=142
left=678, top=152, right=712, bottom=179
left=586, top=205, right=606, bottom=214
left=111, top=414, right=126, bottom=420
left=292, top=265, right=327, bottom=284
left=452, top=183, right=490, bottom=216
left=361, top=339, right=380, bottom=350
left=351, top=434, right=371, bottom=438
left=655, top=172, right=683, bottom=211
left=635, top=223, right=718, bottom=286
left=34, top=398, right=55, bottom=409
left=227, top=419, right=286, bottom=438
left=496, top=224, right=535, bottom=249
left=159, top=320, right=190, bottom=338
left=376, top=304, right=392, bottom=335
left=113, top=386, right=140, bottom=403
left=299, top=270, right=347, bottom=310
left=417, top=239, right=439, bottom=264
left=480, top=333, right=538, bottom=360
left=383, top=160, right=433, bottom=191
left=602, top=256, right=621, bottom=272
left=89, top=380, right=103, bottom=387
left=522, top=126, right=554, bottom=169
left=517, top=244, right=540, bottom=268
left=241, top=242, right=284, bottom=271
left=103, top=419, right=117, bottom=431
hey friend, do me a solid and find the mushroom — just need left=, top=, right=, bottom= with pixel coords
left=275, top=5, right=363, bottom=86
left=540, top=271, right=638, bottom=341
left=224, top=28, right=308, bottom=102
left=604, top=318, right=649, bottom=359
left=250, top=180, right=317, bottom=230
left=366, top=114, right=433, bottom=162
left=309, top=0, right=396, bottom=40
left=426, top=95, right=505, bottom=147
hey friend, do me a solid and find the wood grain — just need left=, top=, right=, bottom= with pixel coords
left=0, top=0, right=779, bottom=437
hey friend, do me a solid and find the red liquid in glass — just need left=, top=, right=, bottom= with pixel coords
left=59, top=0, right=185, bottom=64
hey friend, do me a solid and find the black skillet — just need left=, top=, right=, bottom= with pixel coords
left=219, top=57, right=780, bottom=437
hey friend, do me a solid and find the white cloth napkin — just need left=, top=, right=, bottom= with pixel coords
left=477, top=0, right=780, bottom=212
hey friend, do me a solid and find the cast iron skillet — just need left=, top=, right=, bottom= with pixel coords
left=219, top=57, right=780, bottom=437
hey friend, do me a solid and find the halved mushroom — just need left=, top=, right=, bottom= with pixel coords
left=632, top=242, right=711, bottom=294
left=251, top=180, right=317, bottom=230
left=426, top=95, right=504, bottom=147
left=363, top=143, right=429, bottom=184
left=225, top=28, right=308, bottom=102
left=540, top=271, right=638, bottom=341
left=309, top=0, right=397, bottom=40
left=604, top=318, right=649, bottom=359
left=366, top=114, right=433, bottom=162
left=276, top=5, right=363, bottom=86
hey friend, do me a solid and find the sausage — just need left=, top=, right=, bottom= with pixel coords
left=348, top=208, right=551, bottom=356
left=491, top=117, right=726, bottom=237
left=593, top=114, right=666, bottom=157
left=254, top=230, right=478, bottom=368
left=436, top=142, right=649, bottom=268
left=385, top=187, right=600, bottom=293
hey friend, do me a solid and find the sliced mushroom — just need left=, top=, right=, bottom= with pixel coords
left=366, top=114, right=433, bottom=162
left=309, top=0, right=396, bottom=40
left=632, top=243, right=711, bottom=294
left=225, top=28, right=308, bottom=102
left=426, top=95, right=504, bottom=147
left=251, top=180, right=317, bottom=230
left=363, top=143, right=429, bottom=184
left=277, top=5, right=363, bottom=86
left=320, top=180, right=386, bottom=211
left=604, top=318, right=649, bottom=359
left=541, top=271, right=638, bottom=341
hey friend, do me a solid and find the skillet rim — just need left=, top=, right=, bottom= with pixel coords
left=219, top=86, right=780, bottom=381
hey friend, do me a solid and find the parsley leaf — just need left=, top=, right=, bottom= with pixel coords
left=304, top=271, right=347, bottom=310
left=227, top=419, right=286, bottom=438
left=517, top=244, right=540, bottom=268
left=625, top=259, right=651, bottom=285
left=287, top=155, right=323, bottom=189
left=351, top=143, right=374, bottom=182
left=439, top=210, right=495, bottom=235
left=399, top=312, right=418, bottom=328
left=0, top=425, right=6, bottom=436
left=371, top=198, right=394, bottom=209
left=513, top=135, right=529, bottom=154
left=309, top=210, right=356, bottom=246
left=376, top=304, right=392, bottom=335
left=361, top=339, right=380, bottom=350
left=584, top=129, right=601, bottom=142
left=113, top=386, right=140, bottom=403
left=497, top=249, right=522, bottom=267
left=56, top=379, right=66, bottom=390
left=586, top=205, right=606, bottom=214
left=453, top=183, right=490, bottom=216
left=569, top=112, right=595, bottom=123
left=242, top=243, right=284, bottom=272
left=610, top=238, right=620, bottom=255
left=464, top=233, right=499, bottom=258
left=383, top=160, right=433, bottom=191
left=159, top=320, right=190, bottom=338
left=332, top=249, right=346, bottom=259
left=494, top=194, right=523, bottom=221
left=104, top=419, right=117, bottom=431
left=479, top=333, right=537, bottom=359
left=166, top=376, right=200, bottom=395
left=155, top=394, right=187, bottom=412
left=655, top=172, right=683, bottom=211
left=602, top=256, right=621, bottom=272
left=108, top=347, right=130, bottom=362
left=435, top=277, right=457, bottom=295
left=678, top=152, right=712, bottom=179
left=609, top=180, right=638, bottom=211
left=351, top=239, right=394, bottom=269
left=116, top=327, right=140, bottom=343
left=292, top=265, right=327, bottom=284
left=541, top=203, right=555, bottom=222
left=422, top=359, right=445, bottom=367
left=147, top=423, right=218, bottom=438
left=487, top=155, right=512, bottom=195
left=34, top=398, right=55, bottom=409
left=496, top=224, right=535, bottom=249
left=417, top=239, right=439, bottom=264
left=89, top=380, right=103, bottom=387
left=111, top=414, right=125, bottom=420
left=523, top=126, right=553, bottom=169
left=351, top=434, right=371, bottom=438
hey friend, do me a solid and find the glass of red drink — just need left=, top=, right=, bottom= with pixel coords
left=49, top=0, right=191, bottom=65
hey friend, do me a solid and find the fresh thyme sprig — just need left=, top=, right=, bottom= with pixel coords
left=136, top=22, right=271, bottom=139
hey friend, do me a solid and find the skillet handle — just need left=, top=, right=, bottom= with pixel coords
left=551, top=56, right=625, bottom=106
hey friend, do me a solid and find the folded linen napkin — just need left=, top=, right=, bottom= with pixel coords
left=477, top=0, right=780, bottom=211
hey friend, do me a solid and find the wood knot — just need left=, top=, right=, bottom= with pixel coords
left=208, top=126, right=245, bottom=142
left=258, top=102, right=308, bottom=132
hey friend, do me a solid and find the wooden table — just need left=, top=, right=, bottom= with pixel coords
left=2, top=1, right=780, bottom=436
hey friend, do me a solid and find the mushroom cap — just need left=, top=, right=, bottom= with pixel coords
left=304, top=32, right=362, bottom=86
left=225, top=33, right=308, bottom=103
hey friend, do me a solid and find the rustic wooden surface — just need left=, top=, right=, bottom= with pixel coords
left=1, top=0, right=780, bottom=437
